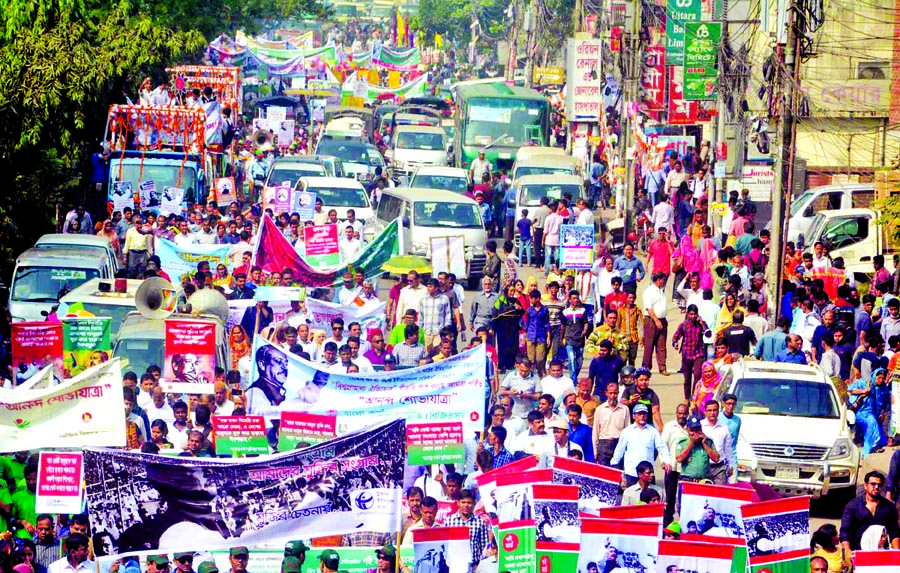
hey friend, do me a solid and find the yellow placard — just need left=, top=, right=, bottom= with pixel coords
left=711, top=202, right=727, bottom=216
left=533, top=66, right=565, bottom=85
left=368, top=70, right=380, bottom=85
left=388, top=71, right=401, bottom=88
left=346, top=96, right=365, bottom=109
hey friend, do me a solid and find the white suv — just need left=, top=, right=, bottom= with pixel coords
left=719, top=360, right=859, bottom=498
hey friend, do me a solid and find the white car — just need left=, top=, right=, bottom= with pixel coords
left=720, top=359, right=859, bottom=498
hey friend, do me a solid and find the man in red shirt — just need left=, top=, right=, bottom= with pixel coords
left=603, top=277, right=628, bottom=317
left=647, top=227, right=675, bottom=277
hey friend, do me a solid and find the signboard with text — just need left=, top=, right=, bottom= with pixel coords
left=683, top=22, right=721, bottom=100
left=212, top=415, right=269, bottom=456
left=304, top=224, right=341, bottom=269
left=666, top=0, right=702, bottom=65
left=565, top=38, right=603, bottom=122
left=278, top=412, right=337, bottom=451
left=36, top=452, right=84, bottom=514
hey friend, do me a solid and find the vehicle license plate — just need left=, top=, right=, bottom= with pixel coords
left=774, top=466, right=800, bottom=479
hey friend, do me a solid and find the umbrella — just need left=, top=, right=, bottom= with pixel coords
left=382, top=255, right=432, bottom=275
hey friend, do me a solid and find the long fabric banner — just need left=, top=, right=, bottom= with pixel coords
left=741, top=496, right=810, bottom=573
left=578, top=519, right=660, bottom=573
left=247, top=337, right=486, bottom=434
left=0, top=358, right=125, bottom=450
left=372, top=45, right=421, bottom=71
left=304, top=297, right=386, bottom=341
left=413, top=527, right=471, bottom=573
left=254, top=214, right=402, bottom=287
left=656, top=540, right=734, bottom=573
left=551, top=456, right=621, bottom=515
left=157, top=239, right=233, bottom=285
left=341, top=73, right=428, bottom=104
left=83, top=419, right=405, bottom=555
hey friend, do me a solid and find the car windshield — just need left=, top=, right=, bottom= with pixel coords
left=317, top=140, right=370, bottom=164
left=520, top=184, right=582, bottom=206
left=789, top=191, right=813, bottom=216
left=396, top=131, right=445, bottom=151
left=411, top=175, right=468, bottom=194
left=308, top=185, right=369, bottom=208
left=12, top=266, right=99, bottom=302
left=414, top=202, right=482, bottom=228
left=516, top=166, right=575, bottom=178
left=112, top=164, right=198, bottom=205
left=734, top=378, right=839, bottom=418
left=114, top=337, right=163, bottom=377
left=268, top=165, right=326, bottom=186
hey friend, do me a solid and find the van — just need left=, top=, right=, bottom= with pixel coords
left=10, top=248, right=114, bottom=322
left=264, top=157, right=328, bottom=188
left=386, top=125, right=448, bottom=177
left=296, top=177, right=376, bottom=240
left=513, top=146, right=568, bottom=165
left=511, top=154, right=580, bottom=182
left=58, top=278, right=144, bottom=343
left=515, top=174, right=586, bottom=222
left=113, top=312, right=227, bottom=376
left=372, top=187, right=487, bottom=289
left=33, top=234, right=119, bottom=274
left=789, top=183, right=874, bottom=244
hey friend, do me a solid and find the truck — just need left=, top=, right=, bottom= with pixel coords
left=801, top=208, right=896, bottom=286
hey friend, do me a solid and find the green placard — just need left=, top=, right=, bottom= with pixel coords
left=666, top=0, right=702, bottom=65
left=62, top=317, right=111, bottom=378
left=536, top=545, right=579, bottom=573
left=406, top=422, right=465, bottom=466
left=683, top=21, right=721, bottom=101
left=499, top=523, right=536, bottom=573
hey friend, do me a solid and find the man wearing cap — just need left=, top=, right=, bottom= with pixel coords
left=547, top=418, right=583, bottom=458
left=146, top=556, right=170, bottom=573
left=197, top=562, right=218, bottom=573
left=284, top=541, right=309, bottom=564
left=280, top=558, right=301, bottom=573
left=610, top=403, right=671, bottom=487
left=318, top=550, right=340, bottom=573
left=228, top=547, right=251, bottom=573
left=174, top=553, right=195, bottom=573
left=370, top=546, right=396, bottom=573
left=675, top=416, right=719, bottom=483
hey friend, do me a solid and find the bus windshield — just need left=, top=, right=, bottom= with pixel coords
left=12, top=267, right=99, bottom=303
left=465, top=97, right=546, bottom=147
left=414, top=202, right=483, bottom=228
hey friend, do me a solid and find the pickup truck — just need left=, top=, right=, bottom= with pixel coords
left=801, top=208, right=896, bottom=286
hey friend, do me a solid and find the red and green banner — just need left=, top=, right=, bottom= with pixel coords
left=856, top=550, right=900, bottom=572
left=658, top=539, right=734, bottom=573
left=412, top=526, right=471, bottom=573
left=475, top=456, right=538, bottom=515
left=577, top=519, right=660, bottom=573
left=371, top=45, right=421, bottom=71
left=596, top=502, right=664, bottom=523
left=498, top=519, right=536, bottom=573
left=407, top=422, right=464, bottom=465
left=683, top=534, right=749, bottom=573
left=535, top=542, right=579, bottom=573
left=212, top=415, right=268, bottom=456
left=62, top=317, right=111, bottom=378
left=680, top=481, right=755, bottom=538
left=303, top=224, right=341, bottom=269
left=12, top=322, right=63, bottom=379
left=531, top=484, right=580, bottom=573
left=163, top=319, right=216, bottom=390
left=551, top=456, right=622, bottom=516
left=495, top=470, right=552, bottom=525
left=741, top=496, right=810, bottom=573
left=278, top=412, right=336, bottom=451
left=254, top=215, right=401, bottom=287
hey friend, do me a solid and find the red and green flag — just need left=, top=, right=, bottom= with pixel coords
left=658, top=539, right=735, bottom=573
left=550, top=456, right=622, bottom=516
left=412, top=526, right=471, bottom=573
left=741, top=496, right=811, bottom=573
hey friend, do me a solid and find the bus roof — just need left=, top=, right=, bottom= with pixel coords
left=454, top=82, right=548, bottom=102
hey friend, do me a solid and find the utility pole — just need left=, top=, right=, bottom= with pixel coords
left=621, top=0, right=642, bottom=238
left=524, top=5, right=536, bottom=88
left=767, top=0, right=801, bottom=322
left=505, top=1, right=520, bottom=82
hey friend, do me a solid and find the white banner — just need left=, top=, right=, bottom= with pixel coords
left=305, top=297, right=386, bottom=341
left=247, top=337, right=487, bottom=434
left=0, top=359, right=126, bottom=449
left=156, top=239, right=233, bottom=285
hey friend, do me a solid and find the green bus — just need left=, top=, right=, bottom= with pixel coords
left=453, top=82, right=551, bottom=171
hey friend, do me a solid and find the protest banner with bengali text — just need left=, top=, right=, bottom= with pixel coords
left=36, top=451, right=84, bottom=514
left=498, top=520, right=536, bottom=573
left=407, top=422, right=464, bottom=465
left=305, top=297, right=386, bottom=341
left=578, top=519, right=660, bottom=573
left=413, top=527, right=471, bottom=573
left=0, top=358, right=125, bottom=450
left=551, top=456, right=621, bottom=515
left=304, top=224, right=341, bottom=269
left=656, top=540, right=734, bottom=573
left=247, top=337, right=486, bottom=433
left=278, top=412, right=337, bottom=451
left=12, top=322, right=63, bottom=378
left=83, top=419, right=406, bottom=554
left=157, top=239, right=234, bottom=285
left=559, top=225, right=595, bottom=270
left=741, top=496, right=810, bottom=573
left=62, top=317, right=111, bottom=378
left=856, top=551, right=900, bottom=572
left=212, top=415, right=268, bottom=455
left=164, top=319, right=216, bottom=386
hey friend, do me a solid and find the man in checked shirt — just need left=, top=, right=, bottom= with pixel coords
left=671, top=304, right=709, bottom=401
left=445, top=489, right=492, bottom=572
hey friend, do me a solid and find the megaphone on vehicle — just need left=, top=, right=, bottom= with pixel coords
left=135, top=277, right=181, bottom=320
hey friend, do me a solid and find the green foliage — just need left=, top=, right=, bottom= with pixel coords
left=875, top=195, right=900, bottom=245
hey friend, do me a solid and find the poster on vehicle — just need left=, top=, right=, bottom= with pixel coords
left=212, top=415, right=269, bottom=456
left=139, top=180, right=159, bottom=209
left=160, top=187, right=185, bottom=215
left=429, top=236, right=466, bottom=278
left=163, top=319, right=216, bottom=388
left=215, top=177, right=236, bottom=207
left=62, top=317, right=111, bottom=378
left=413, top=527, right=471, bottom=573
left=559, top=225, right=595, bottom=270
left=110, top=181, right=135, bottom=212
left=293, top=190, right=316, bottom=221
left=406, top=422, right=464, bottom=466
left=278, top=411, right=337, bottom=451
left=273, top=185, right=292, bottom=214
left=11, top=322, right=63, bottom=381
left=36, top=451, right=84, bottom=514
left=304, top=224, right=341, bottom=269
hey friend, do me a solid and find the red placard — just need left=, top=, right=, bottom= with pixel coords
left=278, top=411, right=337, bottom=450
left=163, top=319, right=216, bottom=384
left=304, top=224, right=340, bottom=257
left=11, top=322, right=63, bottom=377
left=668, top=66, right=698, bottom=125
left=641, top=46, right=667, bottom=115
left=36, top=452, right=84, bottom=514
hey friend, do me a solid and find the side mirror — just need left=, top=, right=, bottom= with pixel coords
left=797, top=233, right=805, bottom=250
left=402, top=217, right=410, bottom=227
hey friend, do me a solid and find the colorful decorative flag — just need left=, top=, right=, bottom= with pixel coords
left=578, top=519, right=660, bottom=573
left=680, top=481, right=755, bottom=538
left=551, top=456, right=621, bottom=515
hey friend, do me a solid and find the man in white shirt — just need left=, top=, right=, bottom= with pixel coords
left=396, top=271, right=428, bottom=324
left=145, top=387, right=176, bottom=426
left=575, top=199, right=594, bottom=227
left=173, top=220, right=196, bottom=247
left=539, top=361, right=575, bottom=407
left=48, top=535, right=94, bottom=573
left=194, top=217, right=218, bottom=244
left=547, top=417, right=583, bottom=458
left=500, top=359, right=540, bottom=419
left=324, top=318, right=346, bottom=349
left=339, top=224, right=362, bottom=262
left=642, top=272, right=670, bottom=375
left=651, top=196, right=676, bottom=237
left=334, top=272, right=363, bottom=305
left=700, top=399, right=735, bottom=485
left=469, top=149, right=492, bottom=181
left=343, top=209, right=365, bottom=238
left=213, top=383, right=235, bottom=416
left=664, top=160, right=686, bottom=195
left=676, top=274, right=704, bottom=310
left=513, top=411, right=554, bottom=456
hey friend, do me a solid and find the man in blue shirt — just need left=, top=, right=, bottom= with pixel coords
left=613, top=244, right=646, bottom=295
left=610, top=403, right=672, bottom=487
left=775, top=334, right=807, bottom=364
left=588, top=340, right=624, bottom=389
left=526, top=290, right=551, bottom=377
left=720, top=393, right=741, bottom=453
left=754, top=317, right=790, bottom=361
left=567, top=403, right=594, bottom=463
